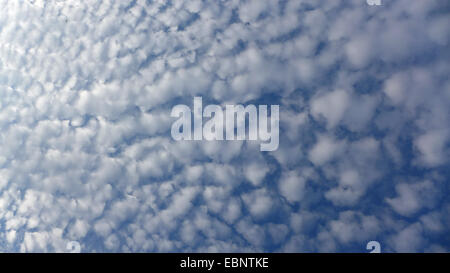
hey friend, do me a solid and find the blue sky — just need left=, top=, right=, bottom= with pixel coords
left=0, top=0, right=448, bottom=252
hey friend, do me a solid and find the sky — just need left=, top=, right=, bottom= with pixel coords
left=0, top=0, right=449, bottom=253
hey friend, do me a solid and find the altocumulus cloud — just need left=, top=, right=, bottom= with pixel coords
left=0, top=0, right=449, bottom=252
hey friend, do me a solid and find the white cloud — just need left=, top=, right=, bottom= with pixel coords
left=386, top=180, right=439, bottom=217
left=279, top=170, right=309, bottom=203
left=311, top=90, right=350, bottom=129
left=414, top=130, right=449, bottom=167
left=309, top=135, right=345, bottom=165
left=390, top=223, right=425, bottom=253
left=330, top=211, right=380, bottom=244
left=242, top=189, right=276, bottom=220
